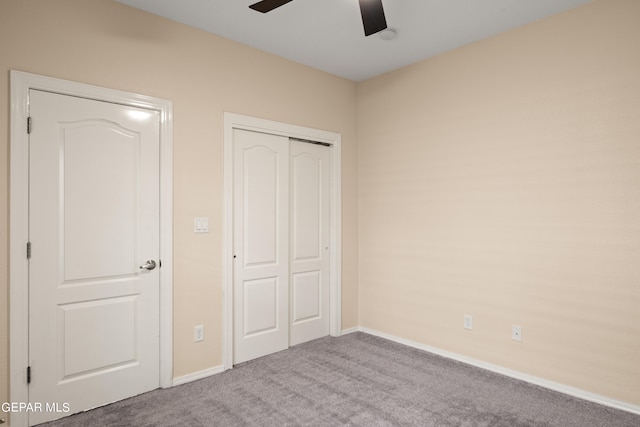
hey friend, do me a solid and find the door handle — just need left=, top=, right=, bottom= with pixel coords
left=139, top=260, right=157, bottom=271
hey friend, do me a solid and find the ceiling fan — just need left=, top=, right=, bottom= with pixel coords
left=249, top=0, right=388, bottom=37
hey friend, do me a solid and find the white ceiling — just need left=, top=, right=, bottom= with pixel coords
left=115, top=0, right=592, bottom=82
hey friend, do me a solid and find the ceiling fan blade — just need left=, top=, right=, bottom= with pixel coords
left=359, top=0, right=388, bottom=36
left=249, top=0, right=294, bottom=13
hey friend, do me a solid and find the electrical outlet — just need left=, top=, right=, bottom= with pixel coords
left=463, top=314, right=473, bottom=330
left=512, top=325, right=522, bottom=342
left=194, top=325, right=204, bottom=342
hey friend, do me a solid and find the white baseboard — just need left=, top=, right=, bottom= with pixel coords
left=172, top=365, right=224, bottom=387
left=341, top=326, right=360, bottom=335
left=356, top=326, right=640, bottom=416
left=171, top=328, right=360, bottom=387
left=169, top=329, right=639, bottom=416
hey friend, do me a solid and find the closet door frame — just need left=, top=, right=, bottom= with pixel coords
left=222, top=113, right=342, bottom=370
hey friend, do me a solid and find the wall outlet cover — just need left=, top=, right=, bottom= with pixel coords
left=512, top=325, right=522, bottom=342
left=464, top=314, right=473, bottom=330
left=194, top=325, right=204, bottom=342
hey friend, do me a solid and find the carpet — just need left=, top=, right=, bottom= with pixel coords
left=41, top=332, right=640, bottom=426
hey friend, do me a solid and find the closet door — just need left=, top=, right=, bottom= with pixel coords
left=290, top=140, right=330, bottom=345
left=232, top=130, right=331, bottom=364
left=233, top=129, right=290, bottom=364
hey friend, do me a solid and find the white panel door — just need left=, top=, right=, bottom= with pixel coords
left=289, top=140, right=330, bottom=346
left=28, top=90, right=160, bottom=425
left=233, top=130, right=331, bottom=364
left=233, top=129, right=290, bottom=364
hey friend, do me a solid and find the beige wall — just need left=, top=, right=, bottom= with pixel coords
left=1, top=0, right=639, bottom=420
left=357, top=0, right=640, bottom=406
left=0, top=0, right=359, bottom=416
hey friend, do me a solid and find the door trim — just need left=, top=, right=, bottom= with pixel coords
left=9, top=70, right=173, bottom=426
left=223, top=113, right=342, bottom=370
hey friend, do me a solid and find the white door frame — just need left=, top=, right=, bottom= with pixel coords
left=223, top=113, right=342, bottom=370
left=9, top=70, right=173, bottom=427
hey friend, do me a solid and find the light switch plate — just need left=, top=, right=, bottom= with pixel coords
left=194, top=217, right=209, bottom=233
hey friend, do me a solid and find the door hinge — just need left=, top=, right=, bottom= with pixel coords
left=27, top=117, right=32, bottom=134
left=27, top=242, right=31, bottom=259
left=27, top=366, right=31, bottom=384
